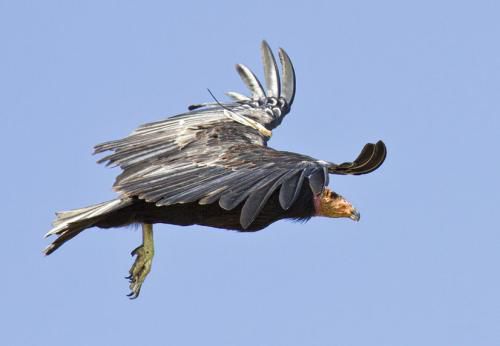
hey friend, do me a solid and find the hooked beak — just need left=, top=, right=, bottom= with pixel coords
left=350, top=208, right=361, bottom=222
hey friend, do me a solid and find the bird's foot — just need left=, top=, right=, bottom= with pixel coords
left=126, top=223, right=154, bottom=299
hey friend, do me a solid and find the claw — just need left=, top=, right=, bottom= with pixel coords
left=126, top=223, right=154, bottom=299
left=130, top=245, right=141, bottom=256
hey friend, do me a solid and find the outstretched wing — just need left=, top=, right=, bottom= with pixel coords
left=108, top=124, right=331, bottom=229
left=94, top=41, right=386, bottom=229
left=97, top=118, right=385, bottom=229
left=94, top=41, right=298, bottom=228
left=94, top=41, right=295, bottom=169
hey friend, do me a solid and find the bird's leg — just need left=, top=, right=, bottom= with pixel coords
left=126, top=223, right=154, bottom=299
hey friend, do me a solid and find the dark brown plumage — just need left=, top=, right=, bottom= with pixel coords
left=44, top=41, right=386, bottom=298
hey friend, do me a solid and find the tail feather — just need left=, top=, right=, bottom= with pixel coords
left=44, top=198, right=132, bottom=255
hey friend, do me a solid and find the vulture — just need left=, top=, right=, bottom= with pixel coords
left=45, top=41, right=387, bottom=298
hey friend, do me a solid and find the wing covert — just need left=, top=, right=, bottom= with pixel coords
left=94, top=41, right=296, bottom=171
left=93, top=40, right=386, bottom=230
left=109, top=133, right=329, bottom=229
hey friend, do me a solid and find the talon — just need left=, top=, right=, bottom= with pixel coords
left=126, top=223, right=154, bottom=299
left=130, top=245, right=141, bottom=256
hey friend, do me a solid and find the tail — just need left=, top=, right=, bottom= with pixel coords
left=44, top=198, right=133, bottom=255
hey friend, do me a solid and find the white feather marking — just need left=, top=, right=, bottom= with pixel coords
left=223, top=110, right=272, bottom=138
left=226, top=91, right=251, bottom=101
left=45, top=199, right=124, bottom=237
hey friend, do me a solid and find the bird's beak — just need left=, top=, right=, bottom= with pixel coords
left=350, top=208, right=361, bottom=222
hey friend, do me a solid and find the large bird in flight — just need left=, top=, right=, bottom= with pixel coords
left=45, top=41, right=386, bottom=298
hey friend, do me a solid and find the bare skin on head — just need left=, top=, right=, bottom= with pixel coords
left=314, top=187, right=360, bottom=221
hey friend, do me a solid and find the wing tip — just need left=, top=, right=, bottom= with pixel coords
left=260, top=40, right=280, bottom=98
left=329, top=140, right=387, bottom=175
left=278, top=47, right=296, bottom=106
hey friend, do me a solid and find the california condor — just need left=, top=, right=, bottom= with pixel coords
left=45, top=41, right=387, bottom=298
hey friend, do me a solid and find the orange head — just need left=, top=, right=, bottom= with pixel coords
left=314, top=188, right=360, bottom=221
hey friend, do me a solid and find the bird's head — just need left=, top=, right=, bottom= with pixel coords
left=314, top=188, right=360, bottom=221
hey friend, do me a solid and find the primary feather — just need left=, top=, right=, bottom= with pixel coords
left=46, top=41, right=386, bottom=255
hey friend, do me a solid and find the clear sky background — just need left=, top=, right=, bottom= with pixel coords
left=2, top=1, right=499, bottom=345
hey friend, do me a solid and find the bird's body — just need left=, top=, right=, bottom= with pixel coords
left=88, top=184, right=315, bottom=232
left=45, top=41, right=386, bottom=298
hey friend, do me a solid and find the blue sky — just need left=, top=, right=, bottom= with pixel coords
left=2, top=1, right=500, bottom=345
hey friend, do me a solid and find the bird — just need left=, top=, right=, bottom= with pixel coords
left=44, top=41, right=387, bottom=298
